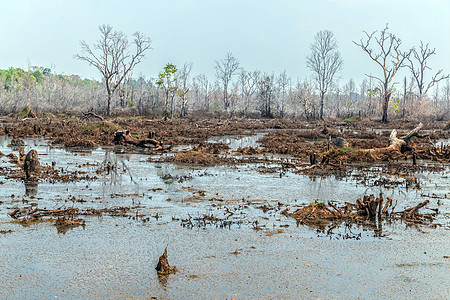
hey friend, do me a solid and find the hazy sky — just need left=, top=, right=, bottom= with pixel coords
left=1, top=0, right=449, bottom=87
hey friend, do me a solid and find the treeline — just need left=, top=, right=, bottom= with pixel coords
left=1, top=64, right=449, bottom=121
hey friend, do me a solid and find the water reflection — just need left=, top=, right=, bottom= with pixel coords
left=24, top=180, right=38, bottom=197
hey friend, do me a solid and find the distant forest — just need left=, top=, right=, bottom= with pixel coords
left=1, top=26, right=449, bottom=122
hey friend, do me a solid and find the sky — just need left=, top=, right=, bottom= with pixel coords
left=1, top=0, right=449, bottom=88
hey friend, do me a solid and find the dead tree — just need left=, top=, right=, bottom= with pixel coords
left=307, top=30, right=343, bottom=120
left=407, top=41, right=450, bottom=100
left=354, top=24, right=411, bottom=123
left=215, top=52, right=240, bottom=113
left=76, top=24, right=152, bottom=116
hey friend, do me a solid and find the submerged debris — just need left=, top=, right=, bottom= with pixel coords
left=8, top=205, right=133, bottom=230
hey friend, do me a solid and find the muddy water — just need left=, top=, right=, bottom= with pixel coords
left=1, top=136, right=449, bottom=299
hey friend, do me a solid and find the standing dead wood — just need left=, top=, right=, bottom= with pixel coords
left=24, top=149, right=40, bottom=180
left=156, top=245, right=177, bottom=275
left=76, top=25, right=152, bottom=116
left=353, top=25, right=411, bottom=123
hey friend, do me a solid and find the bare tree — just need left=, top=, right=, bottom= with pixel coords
left=295, top=79, right=315, bottom=120
left=257, top=73, right=275, bottom=117
left=306, top=30, right=343, bottom=120
left=354, top=24, right=411, bottom=123
left=194, top=74, right=212, bottom=112
left=343, top=78, right=356, bottom=117
left=215, top=52, right=240, bottom=112
left=177, top=63, right=192, bottom=117
left=238, top=69, right=260, bottom=115
left=76, top=24, right=151, bottom=116
left=407, top=41, right=450, bottom=99
left=277, top=70, right=291, bottom=118
left=443, top=79, right=450, bottom=114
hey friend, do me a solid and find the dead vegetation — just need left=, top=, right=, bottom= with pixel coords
left=8, top=205, right=134, bottom=232
left=287, top=194, right=438, bottom=226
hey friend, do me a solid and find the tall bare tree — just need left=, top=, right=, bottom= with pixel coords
left=306, top=30, right=343, bottom=120
left=238, top=69, right=260, bottom=114
left=295, top=78, right=315, bottom=120
left=354, top=25, right=411, bottom=123
left=407, top=41, right=450, bottom=99
left=277, top=70, right=291, bottom=118
left=177, top=63, right=192, bottom=117
left=257, top=73, right=275, bottom=117
left=76, top=24, right=151, bottom=116
left=444, top=79, right=450, bottom=114
left=215, top=52, right=240, bottom=112
left=194, top=74, right=212, bottom=112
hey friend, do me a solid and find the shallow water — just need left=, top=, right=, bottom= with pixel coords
left=1, top=136, right=449, bottom=299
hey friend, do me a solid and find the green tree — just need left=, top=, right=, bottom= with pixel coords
left=156, top=63, right=177, bottom=120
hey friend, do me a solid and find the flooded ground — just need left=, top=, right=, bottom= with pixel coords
left=1, top=132, right=449, bottom=299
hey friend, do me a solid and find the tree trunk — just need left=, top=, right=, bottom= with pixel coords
left=319, top=91, right=325, bottom=120
left=107, top=93, right=112, bottom=116
left=363, top=123, right=425, bottom=159
left=381, top=93, right=390, bottom=123
left=402, top=77, right=407, bottom=119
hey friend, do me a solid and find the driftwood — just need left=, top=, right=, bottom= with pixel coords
left=156, top=245, right=177, bottom=275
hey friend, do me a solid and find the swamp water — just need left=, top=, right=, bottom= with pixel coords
left=0, top=136, right=449, bottom=299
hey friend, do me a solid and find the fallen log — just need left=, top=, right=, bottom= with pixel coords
left=83, top=112, right=104, bottom=121
left=361, top=123, right=427, bottom=159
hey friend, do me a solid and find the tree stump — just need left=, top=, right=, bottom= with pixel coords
left=156, top=246, right=177, bottom=275
left=24, top=149, right=40, bottom=179
left=334, top=137, right=349, bottom=148
left=114, top=130, right=130, bottom=145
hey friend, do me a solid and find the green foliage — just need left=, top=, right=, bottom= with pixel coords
left=156, top=63, right=177, bottom=87
left=367, top=88, right=379, bottom=97
left=392, top=97, right=402, bottom=113
left=0, top=66, right=100, bottom=91
left=128, top=98, right=136, bottom=107
left=343, top=116, right=361, bottom=123
left=16, top=105, right=32, bottom=118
